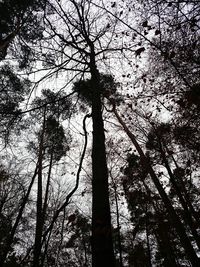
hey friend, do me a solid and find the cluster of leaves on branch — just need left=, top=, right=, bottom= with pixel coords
left=73, top=74, right=119, bottom=104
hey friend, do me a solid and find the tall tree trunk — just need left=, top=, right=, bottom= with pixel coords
left=113, top=107, right=200, bottom=266
left=33, top=111, right=46, bottom=267
left=42, top=151, right=53, bottom=225
left=90, top=48, right=115, bottom=267
left=40, top=151, right=54, bottom=267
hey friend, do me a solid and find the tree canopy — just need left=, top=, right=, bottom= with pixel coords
left=0, top=0, right=200, bottom=266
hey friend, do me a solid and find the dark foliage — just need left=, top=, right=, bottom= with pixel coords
left=73, top=74, right=118, bottom=104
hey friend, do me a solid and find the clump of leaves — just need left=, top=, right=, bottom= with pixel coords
left=72, top=74, right=118, bottom=105
left=177, top=83, right=200, bottom=109
left=43, top=117, right=71, bottom=161
left=122, top=153, right=148, bottom=181
left=146, top=123, right=171, bottom=151
left=31, top=89, right=74, bottom=120
left=173, top=125, right=200, bottom=156
left=0, top=64, right=30, bottom=141
left=28, top=116, right=71, bottom=162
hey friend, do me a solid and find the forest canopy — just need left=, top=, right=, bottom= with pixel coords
left=0, top=0, right=200, bottom=266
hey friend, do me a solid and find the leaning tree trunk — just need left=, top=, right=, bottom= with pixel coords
left=89, top=47, right=116, bottom=267
left=113, top=106, right=200, bottom=266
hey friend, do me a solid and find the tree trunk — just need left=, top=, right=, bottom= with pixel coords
left=112, top=174, right=123, bottom=267
left=40, top=151, right=54, bottom=267
left=90, top=48, right=115, bottom=267
left=33, top=112, right=46, bottom=267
